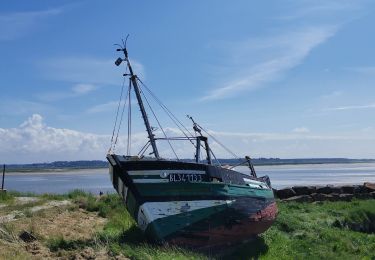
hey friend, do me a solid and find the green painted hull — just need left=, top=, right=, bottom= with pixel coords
left=107, top=155, right=278, bottom=248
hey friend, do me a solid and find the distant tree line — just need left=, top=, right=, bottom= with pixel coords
left=3, top=158, right=375, bottom=171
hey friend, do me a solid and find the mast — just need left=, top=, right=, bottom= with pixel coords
left=116, top=44, right=160, bottom=158
left=188, top=115, right=212, bottom=165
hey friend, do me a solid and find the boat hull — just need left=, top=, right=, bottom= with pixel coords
left=107, top=154, right=277, bottom=248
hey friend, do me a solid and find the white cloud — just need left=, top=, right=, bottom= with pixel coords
left=361, top=127, right=373, bottom=132
left=205, top=130, right=375, bottom=159
left=36, top=83, right=97, bottom=102
left=200, top=0, right=371, bottom=101
left=328, top=103, right=375, bottom=111
left=320, top=91, right=342, bottom=99
left=72, top=84, right=96, bottom=94
left=202, top=26, right=337, bottom=100
left=0, top=114, right=107, bottom=163
left=275, top=1, right=361, bottom=21
left=209, top=130, right=374, bottom=141
left=0, top=114, right=146, bottom=164
left=292, top=127, right=310, bottom=133
left=37, top=57, right=145, bottom=86
left=86, top=98, right=138, bottom=114
left=0, top=100, right=54, bottom=116
left=349, top=66, right=375, bottom=75
left=86, top=101, right=119, bottom=114
left=0, top=9, right=62, bottom=41
left=1, top=115, right=374, bottom=163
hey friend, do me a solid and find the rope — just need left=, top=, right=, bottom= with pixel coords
left=137, top=78, right=196, bottom=146
left=109, top=74, right=238, bottom=164
left=127, top=84, right=132, bottom=156
left=113, top=79, right=131, bottom=152
left=108, top=77, right=127, bottom=153
left=138, top=84, right=179, bottom=160
left=208, top=147, right=221, bottom=166
left=199, top=124, right=241, bottom=160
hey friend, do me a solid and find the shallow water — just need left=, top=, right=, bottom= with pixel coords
left=244, top=163, right=375, bottom=188
left=4, top=169, right=113, bottom=194
left=3, top=163, right=375, bottom=194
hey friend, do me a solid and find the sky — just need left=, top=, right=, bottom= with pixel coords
left=1, top=0, right=375, bottom=163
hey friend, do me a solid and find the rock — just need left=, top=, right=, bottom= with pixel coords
left=19, top=230, right=37, bottom=243
left=330, top=186, right=342, bottom=194
left=364, top=182, right=375, bottom=193
left=316, top=186, right=334, bottom=194
left=330, top=193, right=341, bottom=201
left=341, top=185, right=355, bottom=194
left=276, top=188, right=296, bottom=199
left=354, top=193, right=372, bottom=200
left=292, top=186, right=313, bottom=195
left=311, top=193, right=324, bottom=201
left=311, top=193, right=336, bottom=201
left=353, top=185, right=368, bottom=194
left=283, top=195, right=313, bottom=203
left=339, top=193, right=353, bottom=201
left=370, top=191, right=375, bottom=199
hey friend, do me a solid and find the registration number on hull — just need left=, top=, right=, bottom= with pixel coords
left=169, top=173, right=203, bottom=182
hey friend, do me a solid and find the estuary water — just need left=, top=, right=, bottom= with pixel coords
left=3, top=163, right=375, bottom=194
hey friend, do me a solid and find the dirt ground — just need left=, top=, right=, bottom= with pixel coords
left=0, top=199, right=128, bottom=260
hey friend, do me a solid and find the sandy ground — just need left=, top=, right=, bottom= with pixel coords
left=0, top=198, right=128, bottom=259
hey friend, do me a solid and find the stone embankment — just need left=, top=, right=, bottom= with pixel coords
left=274, top=182, right=375, bottom=202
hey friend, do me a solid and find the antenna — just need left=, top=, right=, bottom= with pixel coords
left=114, top=36, right=160, bottom=158
left=114, top=34, right=130, bottom=66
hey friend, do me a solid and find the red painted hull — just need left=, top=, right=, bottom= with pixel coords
left=168, top=202, right=278, bottom=248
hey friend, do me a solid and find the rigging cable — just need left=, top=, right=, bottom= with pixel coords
left=138, top=84, right=179, bottom=160
left=138, top=79, right=221, bottom=164
left=199, top=125, right=241, bottom=160
left=113, top=78, right=131, bottom=152
left=137, top=78, right=196, bottom=146
left=208, top=147, right=221, bottom=166
left=127, top=83, right=132, bottom=156
left=108, top=76, right=127, bottom=153
left=139, top=79, right=223, bottom=164
left=139, top=78, right=236, bottom=165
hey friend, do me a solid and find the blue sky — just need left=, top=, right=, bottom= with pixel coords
left=1, top=0, right=375, bottom=163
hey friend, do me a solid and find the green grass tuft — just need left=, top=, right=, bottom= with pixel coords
left=47, top=236, right=90, bottom=252
left=0, top=192, right=15, bottom=203
left=3, top=189, right=375, bottom=259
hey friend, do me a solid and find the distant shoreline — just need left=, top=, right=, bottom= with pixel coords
left=3, top=160, right=375, bottom=174
left=4, top=167, right=107, bottom=174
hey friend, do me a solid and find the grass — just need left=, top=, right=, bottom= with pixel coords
left=46, top=192, right=375, bottom=259
left=0, top=223, right=18, bottom=243
left=43, top=191, right=206, bottom=259
left=0, top=191, right=15, bottom=203
left=250, top=200, right=375, bottom=260
left=2, top=189, right=375, bottom=259
left=333, top=200, right=375, bottom=234
left=47, top=236, right=90, bottom=252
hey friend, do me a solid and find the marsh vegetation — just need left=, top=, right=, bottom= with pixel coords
left=1, top=191, right=374, bottom=259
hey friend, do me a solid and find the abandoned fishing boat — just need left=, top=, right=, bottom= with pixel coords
left=106, top=40, right=278, bottom=248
